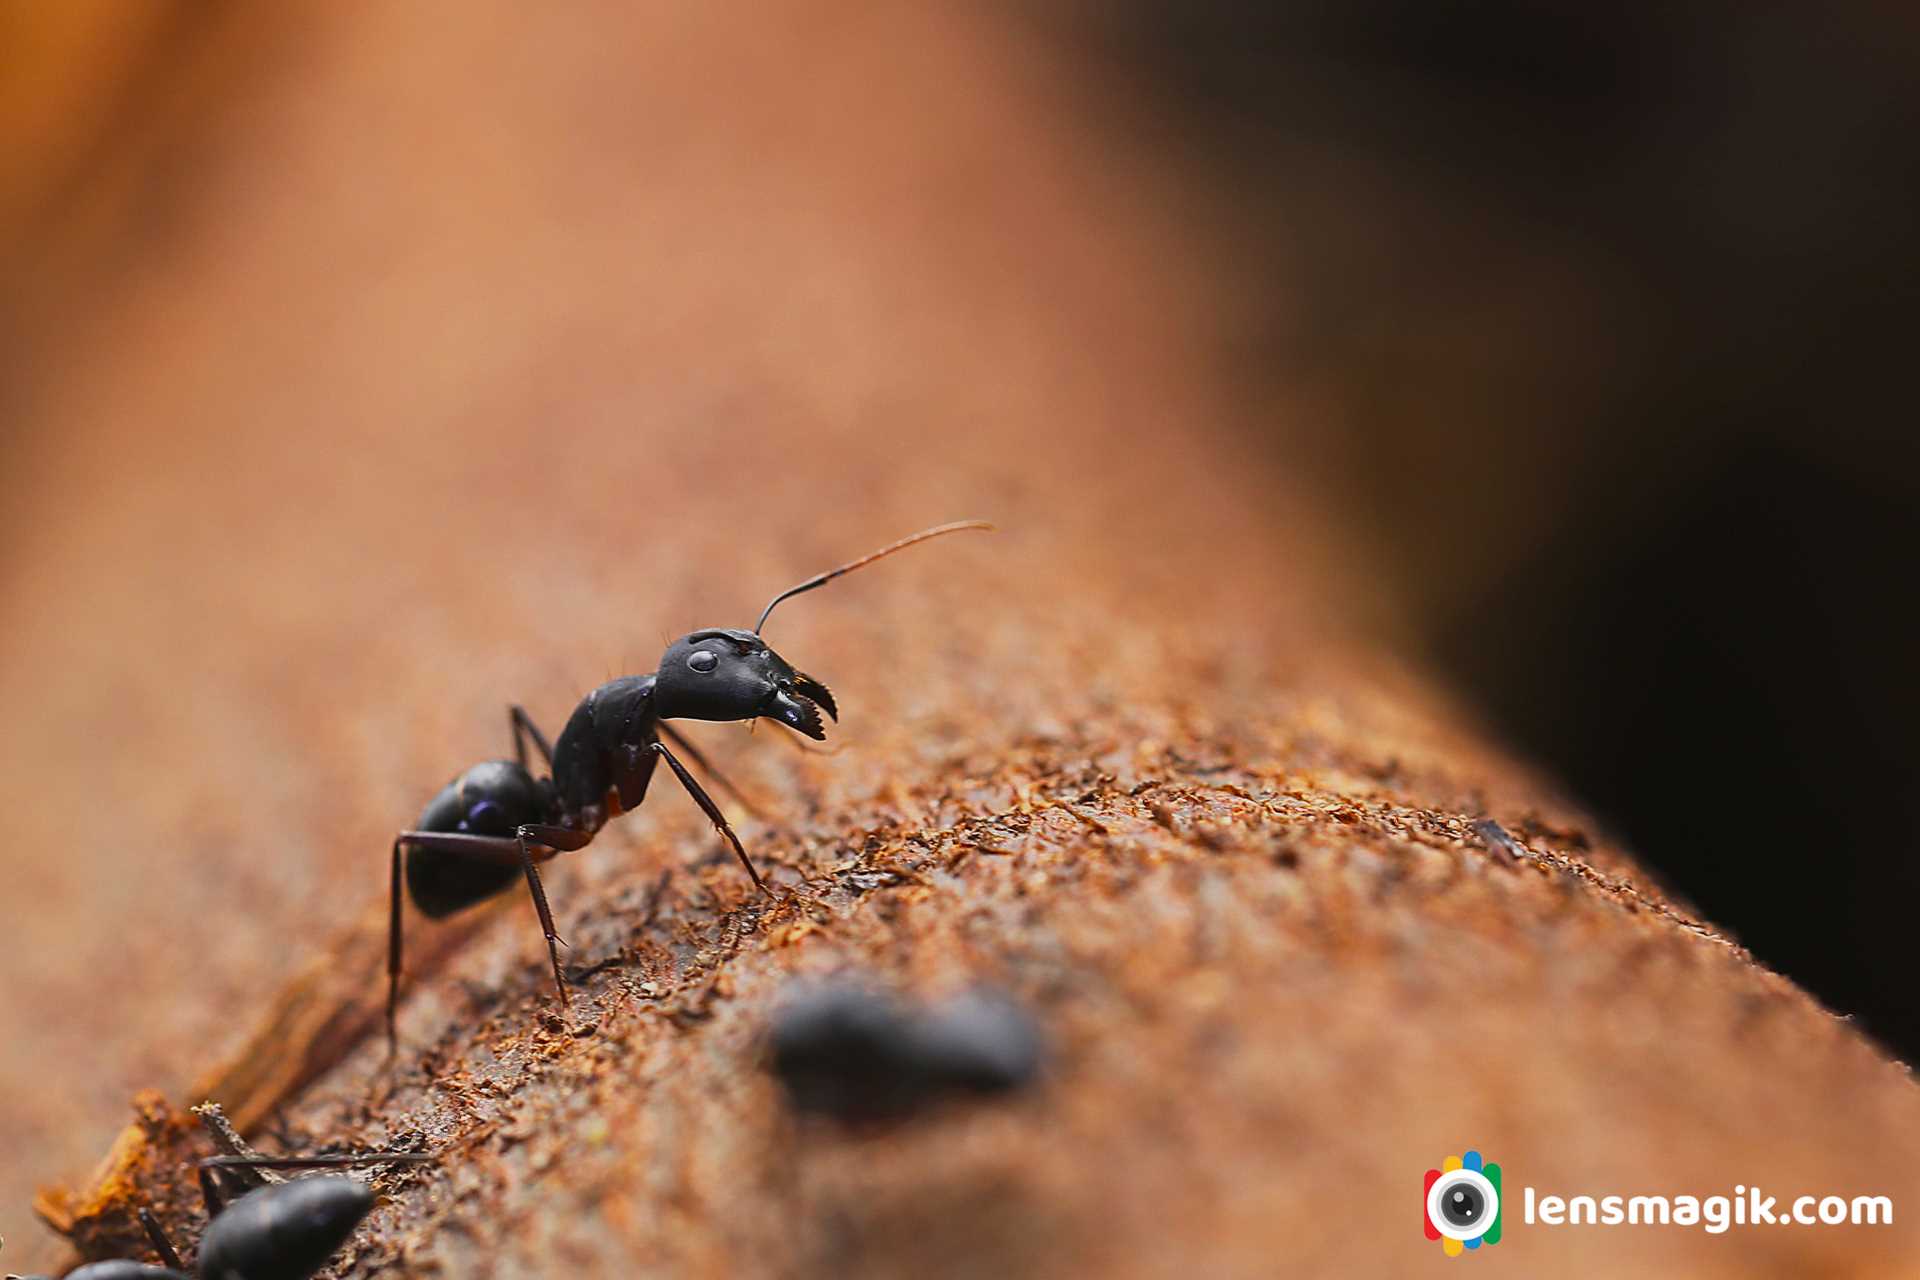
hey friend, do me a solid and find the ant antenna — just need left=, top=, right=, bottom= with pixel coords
left=754, top=520, right=993, bottom=635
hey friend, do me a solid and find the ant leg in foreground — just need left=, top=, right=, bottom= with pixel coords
left=198, top=1153, right=435, bottom=1217
left=651, top=740, right=769, bottom=894
left=199, top=1153, right=437, bottom=1175
left=658, top=721, right=763, bottom=819
left=508, top=704, right=554, bottom=771
left=197, top=1152, right=435, bottom=1221
left=387, top=837, right=405, bottom=1050
left=198, top=1161, right=227, bottom=1219
left=138, top=1207, right=185, bottom=1270
left=514, top=824, right=594, bottom=1006
left=388, top=831, right=561, bottom=1046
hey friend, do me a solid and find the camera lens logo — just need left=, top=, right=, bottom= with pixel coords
left=1424, top=1150, right=1503, bottom=1257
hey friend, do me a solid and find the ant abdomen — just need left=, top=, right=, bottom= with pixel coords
left=403, top=760, right=552, bottom=917
left=196, top=1177, right=374, bottom=1280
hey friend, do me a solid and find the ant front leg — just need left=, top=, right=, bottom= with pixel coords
left=515, top=823, right=594, bottom=1006
left=657, top=722, right=763, bottom=820
left=651, top=739, right=770, bottom=894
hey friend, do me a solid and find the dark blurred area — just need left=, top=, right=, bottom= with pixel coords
left=1086, top=2, right=1920, bottom=1054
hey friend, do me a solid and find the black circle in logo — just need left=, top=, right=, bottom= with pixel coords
left=1441, top=1182, right=1486, bottom=1229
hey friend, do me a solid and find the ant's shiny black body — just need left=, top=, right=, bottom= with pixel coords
left=386, top=522, right=989, bottom=1045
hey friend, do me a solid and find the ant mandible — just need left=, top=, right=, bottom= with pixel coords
left=387, top=520, right=991, bottom=1045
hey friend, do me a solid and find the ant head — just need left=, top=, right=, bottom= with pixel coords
left=648, top=522, right=989, bottom=739
left=653, top=628, right=837, bottom=739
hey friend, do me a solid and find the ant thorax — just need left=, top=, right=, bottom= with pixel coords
left=549, top=674, right=660, bottom=819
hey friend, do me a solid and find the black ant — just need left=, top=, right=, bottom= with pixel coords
left=387, top=520, right=992, bottom=1045
left=9, top=1144, right=429, bottom=1280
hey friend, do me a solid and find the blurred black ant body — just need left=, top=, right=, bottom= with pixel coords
left=768, top=981, right=1043, bottom=1123
left=387, top=521, right=992, bottom=1044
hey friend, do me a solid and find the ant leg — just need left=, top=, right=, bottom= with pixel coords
left=199, top=1153, right=435, bottom=1174
left=658, top=722, right=764, bottom=819
left=194, top=1151, right=436, bottom=1217
left=515, top=824, right=593, bottom=1006
left=139, top=1206, right=185, bottom=1269
left=387, top=837, right=406, bottom=1053
left=651, top=740, right=770, bottom=894
left=198, top=1162, right=228, bottom=1218
left=388, top=831, right=561, bottom=1029
left=509, top=705, right=555, bottom=772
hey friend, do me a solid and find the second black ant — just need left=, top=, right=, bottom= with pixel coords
left=9, top=1109, right=428, bottom=1280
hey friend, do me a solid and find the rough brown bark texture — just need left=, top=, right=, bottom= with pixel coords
left=2, top=5, right=1915, bottom=1277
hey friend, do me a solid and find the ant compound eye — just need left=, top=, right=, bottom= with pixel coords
left=687, top=649, right=719, bottom=674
